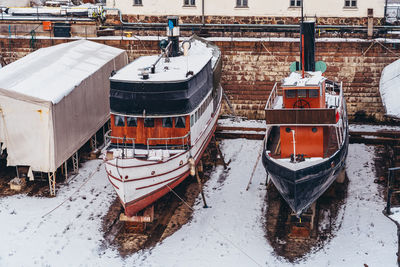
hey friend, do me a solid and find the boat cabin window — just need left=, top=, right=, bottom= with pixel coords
left=308, top=89, right=319, bottom=98
left=127, top=117, right=137, bottom=127
left=297, top=89, right=307, bottom=98
left=162, top=117, right=173, bottom=128
left=144, top=118, right=154, bottom=128
left=190, top=114, right=194, bottom=127
left=286, top=90, right=296, bottom=98
left=175, top=116, right=186, bottom=128
left=195, top=110, right=199, bottom=122
left=114, top=115, right=125, bottom=127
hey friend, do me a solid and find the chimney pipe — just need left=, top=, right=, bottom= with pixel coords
left=300, top=21, right=315, bottom=72
left=167, top=16, right=180, bottom=57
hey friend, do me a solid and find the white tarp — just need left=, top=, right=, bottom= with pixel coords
left=0, top=0, right=30, bottom=7
left=0, top=40, right=128, bottom=172
left=379, top=58, right=400, bottom=119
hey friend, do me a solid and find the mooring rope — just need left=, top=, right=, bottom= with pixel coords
left=41, top=162, right=103, bottom=218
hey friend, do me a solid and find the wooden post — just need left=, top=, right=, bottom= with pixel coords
left=48, top=172, right=56, bottom=196
left=195, top=162, right=208, bottom=208
left=64, top=160, right=68, bottom=181
left=214, top=136, right=227, bottom=169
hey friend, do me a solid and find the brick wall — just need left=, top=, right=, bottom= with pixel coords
left=0, top=37, right=397, bottom=121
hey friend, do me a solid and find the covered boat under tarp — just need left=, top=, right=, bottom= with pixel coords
left=380, top=58, right=400, bottom=119
left=0, top=40, right=128, bottom=173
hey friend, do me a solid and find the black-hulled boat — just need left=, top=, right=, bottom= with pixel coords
left=262, top=21, right=349, bottom=216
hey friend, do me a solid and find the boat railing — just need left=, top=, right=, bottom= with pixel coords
left=146, top=132, right=191, bottom=152
left=104, top=130, right=136, bottom=158
left=265, top=82, right=279, bottom=110
left=335, top=81, right=347, bottom=146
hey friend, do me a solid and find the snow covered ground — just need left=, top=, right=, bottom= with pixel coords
left=0, top=141, right=397, bottom=266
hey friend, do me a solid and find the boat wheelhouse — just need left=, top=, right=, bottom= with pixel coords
left=262, top=22, right=349, bottom=216
left=104, top=17, right=222, bottom=217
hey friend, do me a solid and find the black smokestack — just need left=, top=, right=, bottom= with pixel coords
left=300, top=22, right=315, bottom=72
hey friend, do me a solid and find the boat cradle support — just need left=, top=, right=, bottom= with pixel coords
left=120, top=205, right=154, bottom=223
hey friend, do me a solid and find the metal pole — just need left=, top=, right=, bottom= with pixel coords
left=386, top=170, right=393, bottom=215
left=201, top=0, right=205, bottom=25
left=385, top=0, right=388, bottom=22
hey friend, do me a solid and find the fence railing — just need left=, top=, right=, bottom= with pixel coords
left=105, top=130, right=190, bottom=159
left=265, top=82, right=278, bottom=110
left=104, top=130, right=135, bottom=159
left=146, top=132, right=191, bottom=152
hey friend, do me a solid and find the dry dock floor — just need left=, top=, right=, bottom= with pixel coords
left=0, top=137, right=397, bottom=266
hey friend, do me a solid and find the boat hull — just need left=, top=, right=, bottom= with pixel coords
left=105, top=86, right=222, bottom=217
left=262, top=128, right=349, bottom=215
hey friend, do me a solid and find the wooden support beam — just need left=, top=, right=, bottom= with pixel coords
left=48, top=172, right=56, bottom=196
left=72, top=152, right=79, bottom=174
left=120, top=205, right=154, bottom=223
left=195, top=160, right=208, bottom=208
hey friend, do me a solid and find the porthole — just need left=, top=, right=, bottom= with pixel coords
left=312, top=127, right=318, bottom=133
left=285, top=127, right=291, bottom=133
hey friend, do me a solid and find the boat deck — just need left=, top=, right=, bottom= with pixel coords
left=266, top=125, right=339, bottom=160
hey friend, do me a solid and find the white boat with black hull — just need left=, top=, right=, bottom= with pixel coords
left=104, top=17, right=222, bottom=218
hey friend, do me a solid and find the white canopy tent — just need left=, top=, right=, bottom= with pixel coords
left=380, top=58, right=400, bottom=119
left=0, top=40, right=128, bottom=174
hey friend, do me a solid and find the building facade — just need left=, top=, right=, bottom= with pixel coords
left=106, top=0, right=385, bottom=21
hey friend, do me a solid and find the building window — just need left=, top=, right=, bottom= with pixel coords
left=127, top=117, right=137, bottom=127
left=133, top=0, right=142, bottom=6
left=236, top=0, right=248, bottom=8
left=114, top=115, right=125, bottom=127
left=184, top=0, right=195, bottom=6
left=144, top=118, right=154, bottom=128
left=290, top=0, right=301, bottom=7
left=175, top=117, right=186, bottom=128
left=344, top=0, right=356, bottom=8
left=162, top=117, right=173, bottom=128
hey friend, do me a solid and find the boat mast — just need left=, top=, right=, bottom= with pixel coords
left=301, top=0, right=304, bottom=78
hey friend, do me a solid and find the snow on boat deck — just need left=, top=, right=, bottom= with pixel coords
left=0, top=141, right=397, bottom=266
left=111, top=39, right=213, bottom=83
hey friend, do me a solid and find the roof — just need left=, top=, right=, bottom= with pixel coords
left=282, top=71, right=326, bottom=87
left=380, top=58, right=400, bottom=118
left=0, top=40, right=125, bottom=104
left=111, top=39, right=213, bottom=83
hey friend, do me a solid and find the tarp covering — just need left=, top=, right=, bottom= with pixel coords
left=379, top=58, right=400, bottom=119
left=0, top=0, right=30, bottom=7
left=0, top=40, right=128, bottom=172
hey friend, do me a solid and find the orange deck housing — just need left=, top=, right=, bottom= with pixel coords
left=110, top=115, right=190, bottom=146
left=280, top=126, right=324, bottom=158
left=280, top=81, right=326, bottom=158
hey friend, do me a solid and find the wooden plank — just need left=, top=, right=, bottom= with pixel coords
left=265, top=109, right=336, bottom=125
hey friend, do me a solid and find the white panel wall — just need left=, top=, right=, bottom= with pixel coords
left=106, top=0, right=385, bottom=18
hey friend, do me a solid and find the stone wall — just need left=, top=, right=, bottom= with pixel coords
left=0, top=37, right=397, bottom=121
